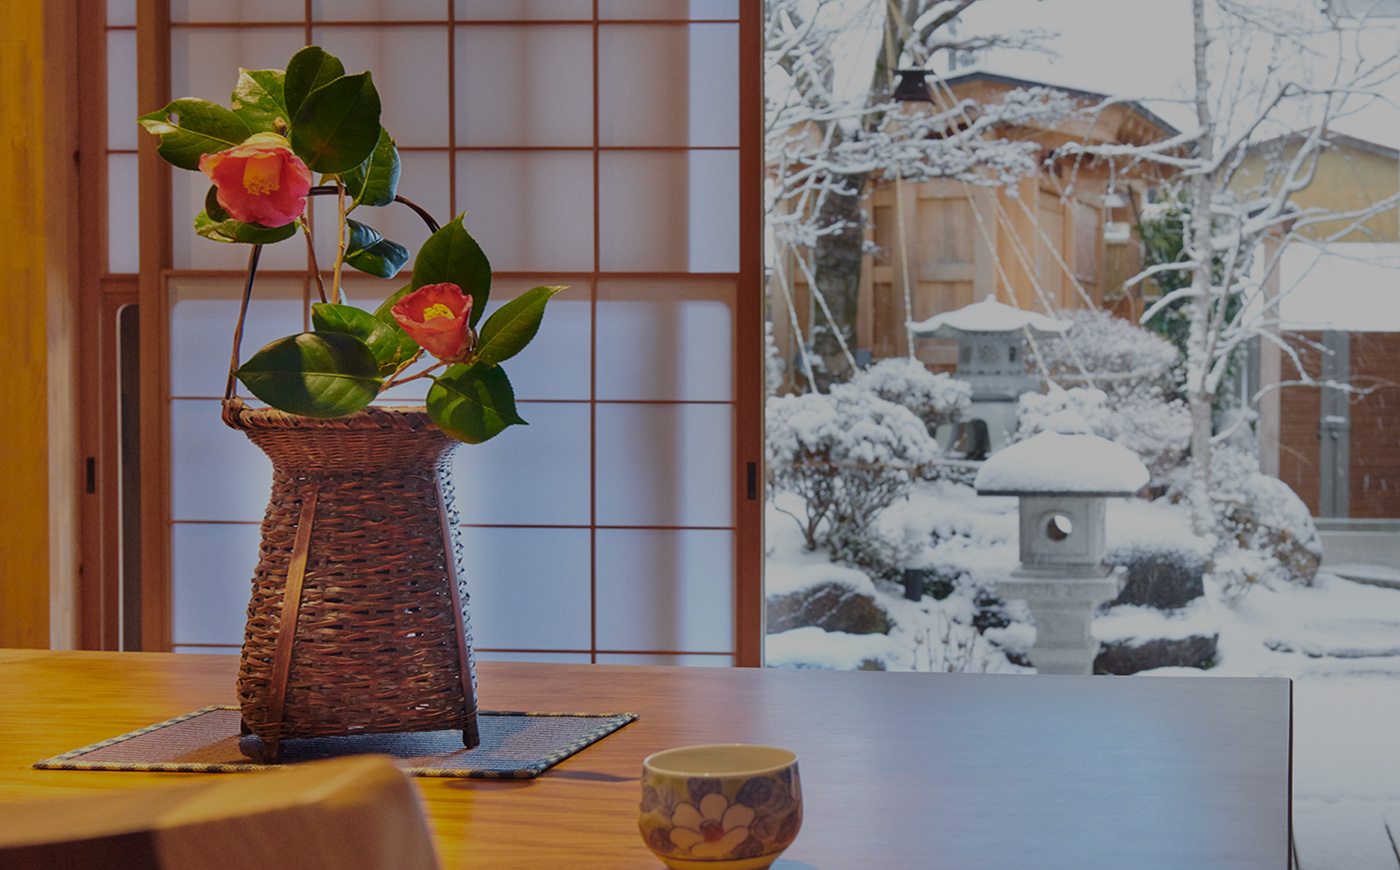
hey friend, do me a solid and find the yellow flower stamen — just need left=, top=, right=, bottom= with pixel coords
left=242, top=154, right=282, bottom=196
left=422, top=303, right=455, bottom=321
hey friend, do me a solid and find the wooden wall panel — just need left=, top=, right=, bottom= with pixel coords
left=1276, top=331, right=1400, bottom=519
left=1348, top=333, right=1400, bottom=518
left=0, top=0, right=52, bottom=647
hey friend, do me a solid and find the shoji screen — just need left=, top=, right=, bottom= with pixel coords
left=155, top=1, right=757, bottom=665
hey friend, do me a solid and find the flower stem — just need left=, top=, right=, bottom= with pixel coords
left=331, top=178, right=348, bottom=305
left=301, top=221, right=328, bottom=304
left=383, top=356, right=447, bottom=390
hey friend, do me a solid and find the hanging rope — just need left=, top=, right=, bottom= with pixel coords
left=793, top=245, right=860, bottom=373
left=772, top=247, right=820, bottom=392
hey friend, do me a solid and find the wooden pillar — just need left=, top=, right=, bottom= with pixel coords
left=1257, top=234, right=1283, bottom=478
left=0, top=0, right=79, bottom=648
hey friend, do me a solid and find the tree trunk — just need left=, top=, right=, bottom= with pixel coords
left=1185, top=0, right=1216, bottom=539
left=809, top=170, right=868, bottom=390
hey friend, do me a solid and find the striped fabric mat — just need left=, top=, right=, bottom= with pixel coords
left=33, top=706, right=637, bottom=779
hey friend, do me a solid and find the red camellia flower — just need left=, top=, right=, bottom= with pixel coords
left=392, top=283, right=474, bottom=362
left=198, top=132, right=313, bottom=227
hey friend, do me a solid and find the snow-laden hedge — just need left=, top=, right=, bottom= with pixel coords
left=847, top=357, right=972, bottom=433
left=1020, top=309, right=1190, bottom=484
left=1017, top=385, right=1190, bottom=485
left=766, top=382, right=942, bottom=562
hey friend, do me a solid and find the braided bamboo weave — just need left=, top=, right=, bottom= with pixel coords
left=224, top=399, right=479, bottom=757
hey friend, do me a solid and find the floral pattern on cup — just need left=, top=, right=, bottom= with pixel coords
left=640, top=765, right=802, bottom=863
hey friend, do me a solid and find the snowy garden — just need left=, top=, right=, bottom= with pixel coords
left=762, top=316, right=1400, bottom=868
left=761, top=1, right=1400, bottom=864
left=763, top=312, right=1327, bottom=677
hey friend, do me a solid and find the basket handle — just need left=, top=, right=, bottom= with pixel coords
left=223, top=189, right=443, bottom=405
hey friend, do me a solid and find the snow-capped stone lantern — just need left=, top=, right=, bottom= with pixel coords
left=908, top=295, right=1071, bottom=453
left=975, top=412, right=1149, bottom=675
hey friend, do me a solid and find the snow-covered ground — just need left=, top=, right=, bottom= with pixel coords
left=766, top=483, right=1400, bottom=868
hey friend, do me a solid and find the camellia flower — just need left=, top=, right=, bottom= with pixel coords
left=198, top=132, right=313, bottom=227
left=391, top=283, right=474, bottom=362
left=665, top=792, right=756, bottom=859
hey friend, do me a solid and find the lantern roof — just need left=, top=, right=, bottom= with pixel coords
left=974, top=412, right=1149, bottom=496
left=908, top=295, right=1072, bottom=339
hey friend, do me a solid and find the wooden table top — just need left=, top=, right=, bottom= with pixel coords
left=0, top=650, right=1291, bottom=869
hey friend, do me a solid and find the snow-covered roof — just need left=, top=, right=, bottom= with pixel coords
left=974, top=411, right=1149, bottom=495
left=908, top=295, right=1073, bottom=338
left=939, top=69, right=1183, bottom=139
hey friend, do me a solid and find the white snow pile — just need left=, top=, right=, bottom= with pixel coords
left=766, top=385, right=938, bottom=470
left=1094, top=597, right=1217, bottom=645
left=766, top=626, right=907, bottom=670
left=1104, top=494, right=1209, bottom=565
left=1016, top=385, right=1190, bottom=483
left=766, top=557, right=878, bottom=600
left=1180, top=442, right=1324, bottom=595
left=1038, top=307, right=1179, bottom=386
left=847, top=357, right=972, bottom=430
left=974, top=411, right=1150, bottom=494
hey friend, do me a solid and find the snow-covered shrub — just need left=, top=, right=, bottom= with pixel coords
left=1023, top=309, right=1190, bottom=484
left=847, top=357, right=972, bottom=433
left=1169, top=443, right=1323, bottom=599
left=1016, top=385, right=1190, bottom=484
left=766, top=384, right=941, bottom=563
left=1037, top=308, right=1178, bottom=392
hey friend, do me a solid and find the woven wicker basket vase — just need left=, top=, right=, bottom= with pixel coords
left=223, top=399, right=480, bottom=762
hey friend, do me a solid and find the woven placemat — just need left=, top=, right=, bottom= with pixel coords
left=33, top=706, right=637, bottom=779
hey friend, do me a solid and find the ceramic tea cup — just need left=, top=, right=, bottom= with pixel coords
left=639, top=744, right=802, bottom=870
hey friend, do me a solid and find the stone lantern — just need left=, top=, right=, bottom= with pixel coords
left=974, top=412, right=1149, bottom=675
left=908, top=295, right=1071, bottom=452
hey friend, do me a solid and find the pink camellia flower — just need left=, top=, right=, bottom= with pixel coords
left=391, top=283, right=474, bottom=362
left=198, top=132, right=313, bottom=227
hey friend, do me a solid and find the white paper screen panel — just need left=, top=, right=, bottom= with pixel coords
left=107, top=29, right=138, bottom=150
left=456, top=152, right=595, bottom=272
left=170, top=0, right=302, bottom=23
left=313, top=0, right=448, bottom=22
left=311, top=27, right=451, bottom=147
left=108, top=154, right=140, bottom=275
left=165, top=9, right=743, bottom=663
left=455, top=0, right=593, bottom=20
left=598, top=0, right=740, bottom=20
left=456, top=26, right=593, bottom=148
left=311, top=151, right=453, bottom=273
left=598, top=151, right=739, bottom=272
left=171, top=523, right=261, bottom=648
left=107, top=20, right=139, bottom=275
left=108, top=0, right=135, bottom=27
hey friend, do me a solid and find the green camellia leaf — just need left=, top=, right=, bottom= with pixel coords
left=230, top=68, right=288, bottom=134
left=311, top=302, right=419, bottom=378
left=344, top=219, right=411, bottom=279
left=234, top=331, right=382, bottom=418
left=427, top=362, right=526, bottom=444
left=373, top=284, right=414, bottom=324
left=195, top=186, right=298, bottom=243
left=283, top=46, right=345, bottom=122
left=137, top=98, right=252, bottom=171
left=475, top=285, right=564, bottom=367
left=342, top=128, right=400, bottom=208
left=410, top=215, right=491, bottom=328
left=290, top=71, right=382, bottom=175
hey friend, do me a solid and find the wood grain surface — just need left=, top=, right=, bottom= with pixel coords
left=0, top=650, right=1291, bottom=869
